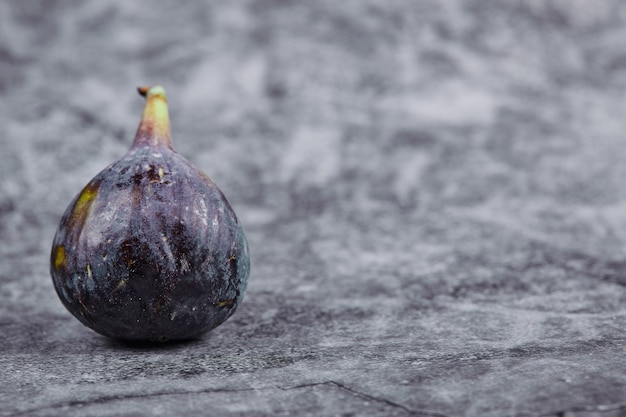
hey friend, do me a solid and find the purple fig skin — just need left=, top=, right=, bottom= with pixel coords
left=50, top=87, right=250, bottom=342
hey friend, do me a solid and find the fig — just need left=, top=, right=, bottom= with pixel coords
left=50, top=86, right=250, bottom=342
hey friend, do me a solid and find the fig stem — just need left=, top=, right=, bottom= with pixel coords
left=132, top=85, right=173, bottom=149
left=137, top=86, right=150, bottom=97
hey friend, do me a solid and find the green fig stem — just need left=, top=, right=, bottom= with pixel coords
left=133, top=85, right=173, bottom=149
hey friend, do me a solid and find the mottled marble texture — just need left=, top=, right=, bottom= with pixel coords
left=2, top=1, right=626, bottom=416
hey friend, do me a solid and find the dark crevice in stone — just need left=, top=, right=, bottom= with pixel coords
left=8, top=381, right=451, bottom=417
left=283, top=381, right=450, bottom=417
left=5, top=386, right=263, bottom=417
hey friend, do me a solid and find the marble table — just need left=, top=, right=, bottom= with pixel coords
left=2, top=1, right=626, bottom=416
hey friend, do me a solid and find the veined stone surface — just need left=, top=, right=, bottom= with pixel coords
left=2, top=1, right=626, bottom=416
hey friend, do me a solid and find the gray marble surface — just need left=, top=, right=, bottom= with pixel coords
left=3, top=1, right=626, bottom=416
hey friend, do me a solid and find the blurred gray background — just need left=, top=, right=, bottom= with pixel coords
left=3, top=1, right=626, bottom=416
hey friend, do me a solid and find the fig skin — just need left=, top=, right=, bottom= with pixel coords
left=50, top=86, right=250, bottom=342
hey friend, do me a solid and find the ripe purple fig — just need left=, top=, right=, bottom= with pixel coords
left=50, top=86, right=250, bottom=342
